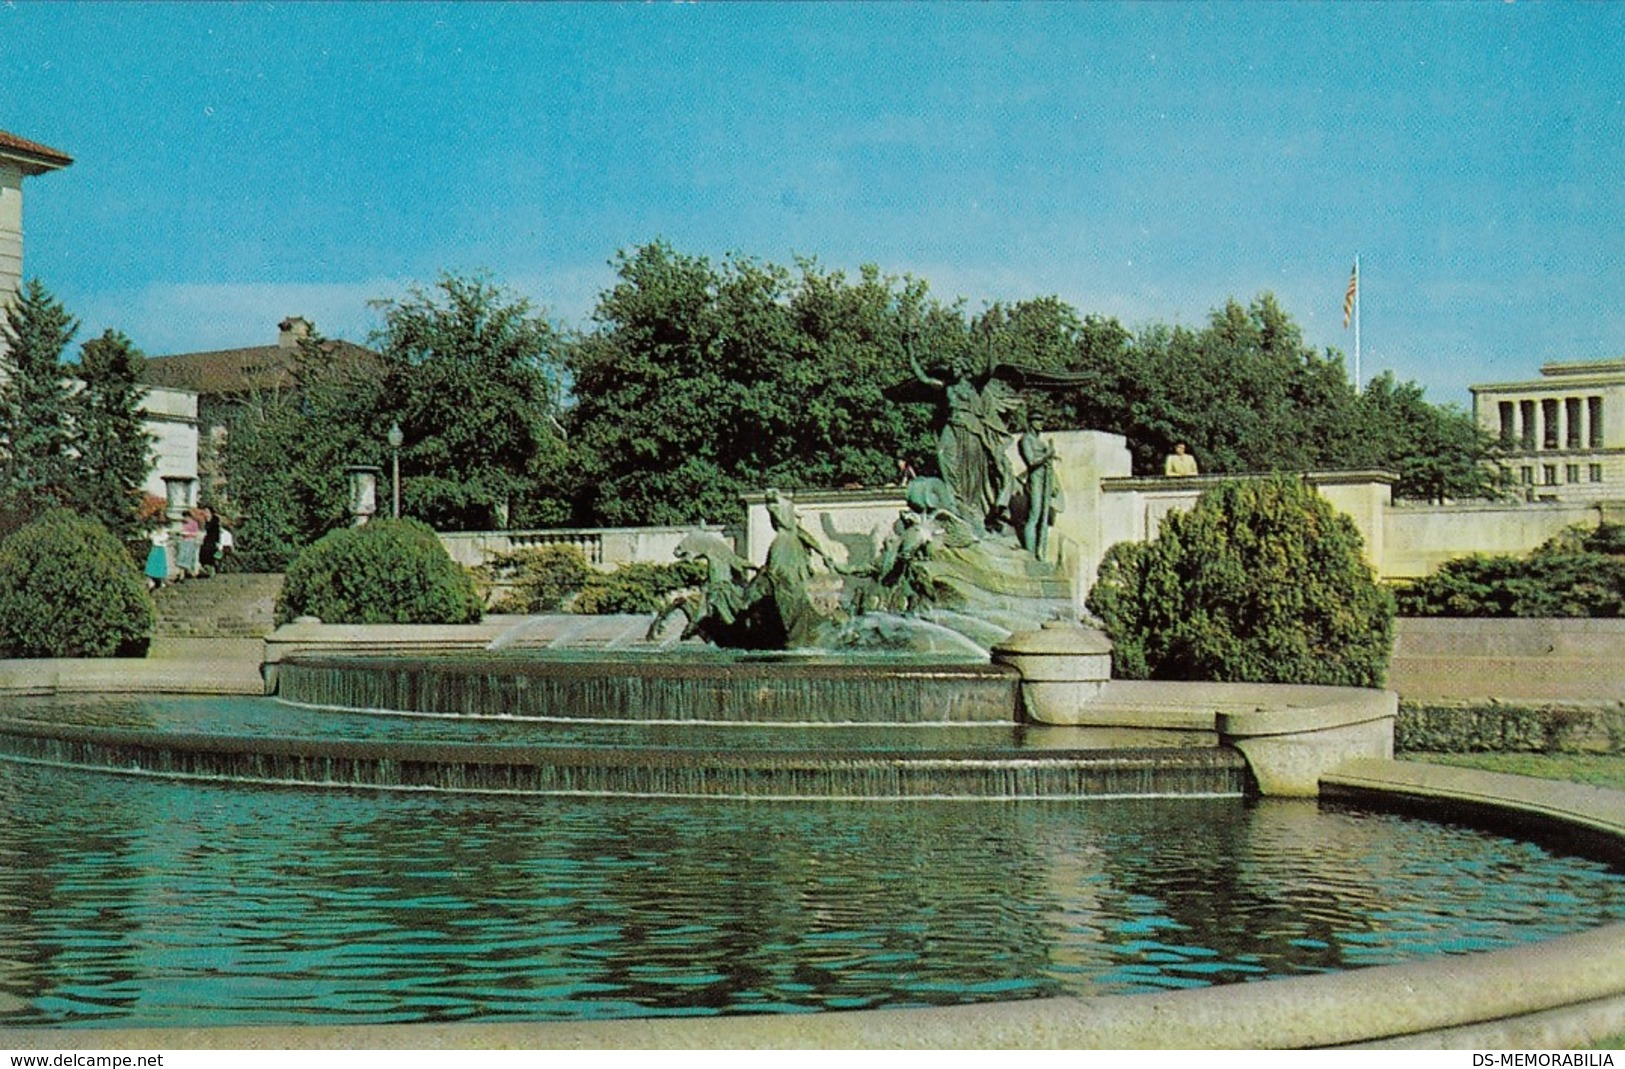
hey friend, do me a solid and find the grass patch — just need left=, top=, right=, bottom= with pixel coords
left=1400, top=751, right=1625, bottom=792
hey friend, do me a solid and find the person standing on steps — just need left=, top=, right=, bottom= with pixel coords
left=175, top=509, right=202, bottom=579
left=199, top=507, right=221, bottom=577
left=144, top=527, right=171, bottom=589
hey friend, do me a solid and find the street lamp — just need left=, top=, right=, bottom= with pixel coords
left=387, top=422, right=404, bottom=519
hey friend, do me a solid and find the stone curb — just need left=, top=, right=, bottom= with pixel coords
left=0, top=656, right=262, bottom=696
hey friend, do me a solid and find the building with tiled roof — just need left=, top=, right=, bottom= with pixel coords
left=1, top=128, right=73, bottom=314
left=143, top=316, right=379, bottom=397
left=144, top=318, right=381, bottom=507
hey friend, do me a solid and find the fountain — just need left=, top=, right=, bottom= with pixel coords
left=2, top=343, right=1624, bottom=1047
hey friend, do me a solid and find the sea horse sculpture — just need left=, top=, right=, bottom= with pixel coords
left=646, top=530, right=757, bottom=644
left=647, top=493, right=839, bottom=649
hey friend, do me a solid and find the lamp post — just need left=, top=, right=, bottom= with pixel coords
left=387, top=422, right=404, bottom=519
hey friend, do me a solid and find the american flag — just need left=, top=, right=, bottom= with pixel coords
left=1342, top=261, right=1358, bottom=328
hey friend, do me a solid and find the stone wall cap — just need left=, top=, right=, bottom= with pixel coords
left=992, top=624, right=1113, bottom=657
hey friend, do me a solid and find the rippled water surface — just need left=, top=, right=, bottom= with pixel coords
left=2, top=760, right=1622, bottom=1029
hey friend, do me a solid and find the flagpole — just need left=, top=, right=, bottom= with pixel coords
left=1353, top=253, right=1361, bottom=390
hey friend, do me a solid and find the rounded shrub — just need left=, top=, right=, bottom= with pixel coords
left=1086, top=476, right=1394, bottom=687
left=276, top=518, right=482, bottom=625
left=0, top=509, right=155, bottom=657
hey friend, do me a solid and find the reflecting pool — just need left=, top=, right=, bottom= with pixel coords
left=2, top=759, right=1622, bottom=1030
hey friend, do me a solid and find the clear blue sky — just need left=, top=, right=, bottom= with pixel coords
left=2, top=2, right=1621, bottom=407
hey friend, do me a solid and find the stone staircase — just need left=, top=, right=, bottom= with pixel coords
left=152, top=573, right=284, bottom=639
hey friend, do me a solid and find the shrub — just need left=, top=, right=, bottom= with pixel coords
left=276, top=518, right=482, bottom=625
left=1086, top=476, right=1394, bottom=687
left=571, top=560, right=707, bottom=615
left=0, top=509, right=155, bottom=657
left=1395, top=522, right=1625, bottom=618
left=476, top=543, right=594, bottom=613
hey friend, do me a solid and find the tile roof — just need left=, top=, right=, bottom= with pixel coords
left=0, top=130, right=73, bottom=173
left=143, top=340, right=380, bottom=396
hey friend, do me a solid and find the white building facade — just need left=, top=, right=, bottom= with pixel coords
left=1, top=129, right=200, bottom=511
left=1471, top=359, right=1625, bottom=502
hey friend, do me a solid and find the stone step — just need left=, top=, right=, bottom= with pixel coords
left=151, top=572, right=284, bottom=640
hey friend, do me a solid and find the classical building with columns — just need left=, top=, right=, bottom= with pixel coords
left=1471, top=359, right=1625, bottom=502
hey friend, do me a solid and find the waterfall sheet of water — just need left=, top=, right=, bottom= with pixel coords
left=0, top=715, right=1249, bottom=800
left=276, top=653, right=1023, bottom=724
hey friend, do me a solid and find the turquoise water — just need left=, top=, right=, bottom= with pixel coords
left=2, top=759, right=1622, bottom=1030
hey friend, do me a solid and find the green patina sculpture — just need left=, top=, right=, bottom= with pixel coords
left=647, top=492, right=839, bottom=649
left=1018, top=415, right=1060, bottom=559
left=651, top=338, right=1086, bottom=650
left=905, top=335, right=1088, bottom=538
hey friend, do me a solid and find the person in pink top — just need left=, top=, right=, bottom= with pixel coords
left=175, top=510, right=203, bottom=579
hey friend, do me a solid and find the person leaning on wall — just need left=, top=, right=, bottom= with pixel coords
left=1164, top=443, right=1199, bottom=477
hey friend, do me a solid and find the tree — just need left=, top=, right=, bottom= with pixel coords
left=1354, top=372, right=1505, bottom=503
left=568, top=242, right=923, bottom=523
left=215, top=325, right=384, bottom=568
left=1098, top=295, right=1364, bottom=476
left=371, top=274, right=568, bottom=531
left=1017, top=293, right=1501, bottom=504
left=0, top=279, right=79, bottom=530
left=70, top=330, right=155, bottom=543
left=1086, top=476, right=1395, bottom=687
left=566, top=243, right=947, bottom=526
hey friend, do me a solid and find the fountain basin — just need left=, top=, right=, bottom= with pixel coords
left=0, top=751, right=1622, bottom=1044
left=1, top=635, right=1620, bottom=1046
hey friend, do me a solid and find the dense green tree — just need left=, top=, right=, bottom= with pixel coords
left=1102, top=295, right=1364, bottom=476
left=1354, top=372, right=1506, bottom=503
left=371, top=274, right=568, bottom=530
left=217, top=328, right=378, bottom=569
left=566, top=243, right=740, bottom=525
left=216, top=384, right=302, bottom=570
left=566, top=243, right=945, bottom=526
left=70, top=330, right=155, bottom=543
left=220, top=248, right=1507, bottom=545
left=0, top=279, right=79, bottom=529
left=566, top=245, right=1500, bottom=525
left=1086, top=476, right=1395, bottom=686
